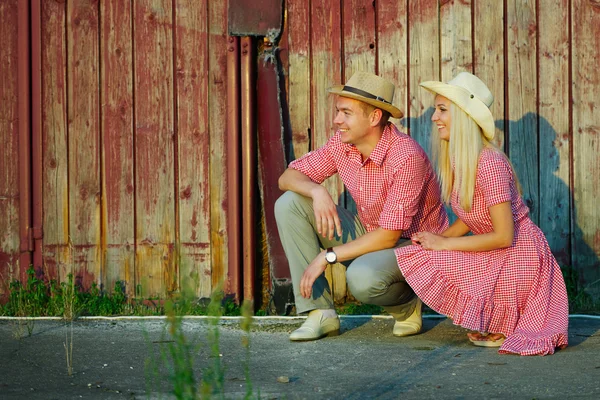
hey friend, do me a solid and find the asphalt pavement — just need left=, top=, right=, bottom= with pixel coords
left=1, top=315, right=599, bottom=399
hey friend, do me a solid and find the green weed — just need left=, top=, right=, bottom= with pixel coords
left=145, top=287, right=259, bottom=399
left=562, top=265, right=600, bottom=314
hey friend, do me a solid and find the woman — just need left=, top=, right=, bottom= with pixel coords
left=395, top=72, right=569, bottom=355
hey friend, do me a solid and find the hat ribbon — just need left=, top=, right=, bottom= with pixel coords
left=342, top=85, right=392, bottom=105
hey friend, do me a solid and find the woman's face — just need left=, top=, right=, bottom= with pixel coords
left=431, top=95, right=452, bottom=141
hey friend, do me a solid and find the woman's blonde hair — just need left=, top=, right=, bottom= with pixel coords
left=432, top=101, right=521, bottom=211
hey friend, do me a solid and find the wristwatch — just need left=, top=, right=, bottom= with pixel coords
left=325, top=247, right=337, bottom=264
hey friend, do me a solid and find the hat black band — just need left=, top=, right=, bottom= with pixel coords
left=342, top=85, right=392, bottom=105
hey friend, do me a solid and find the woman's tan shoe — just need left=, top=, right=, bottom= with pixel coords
left=392, top=298, right=422, bottom=337
left=289, top=309, right=340, bottom=341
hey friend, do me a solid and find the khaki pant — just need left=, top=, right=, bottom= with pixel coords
left=274, top=191, right=417, bottom=318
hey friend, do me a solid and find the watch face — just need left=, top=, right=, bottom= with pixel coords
left=326, top=252, right=336, bottom=263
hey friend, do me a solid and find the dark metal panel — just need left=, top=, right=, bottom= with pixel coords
left=228, top=0, right=283, bottom=36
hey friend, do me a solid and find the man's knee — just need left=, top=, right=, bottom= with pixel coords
left=274, top=191, right=312, bottom=222
left=346, top=263, right=384, bottom=302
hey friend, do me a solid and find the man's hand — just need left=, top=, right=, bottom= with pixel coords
left=300, top=251, right=328, bottom=298
left=411, top=232, right=447, bottom=251
left=311, top=186, right=342, bottom=240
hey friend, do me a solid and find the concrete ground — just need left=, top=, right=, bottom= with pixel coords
left=1, top=315, right=599, bottom=399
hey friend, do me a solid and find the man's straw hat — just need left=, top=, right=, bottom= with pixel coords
left=328, top=72, right=403, bottom=118
left=420, top=72, right=495, bottom=140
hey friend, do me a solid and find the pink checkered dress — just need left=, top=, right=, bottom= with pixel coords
left=395, top=148, right=569, bottom=355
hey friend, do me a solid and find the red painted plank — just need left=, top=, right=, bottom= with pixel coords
left=440, top=0, right=472, bottom=80
left=0, top=0, right=20, bottom=294
left=473, top=0, right=505, bottom=147
left=134, top=0, right=176, bottom=298
left=101, top=0, right=135, bottom=296
left=41, top=0, right=70, bottom=283
left=408, top=1, right=439, bottom=150
left=67, top=0, right=101, bottom=291
left=286, top=0, right=311, bottom=159
left=506, top=0, right=539, bottom=223
left=175, top=0, right=212, bottom=298
left=208, top=0, right=229, bottom=291
left=343, top=0, right=376, bottom=79
left=538, top=0, right=571, bottom=266
left=310, top=0, right=343, bottom=189
left=377, top=0, right=408, bottom=126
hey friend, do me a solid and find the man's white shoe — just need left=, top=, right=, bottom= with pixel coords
left=289, top=309, right=340, bottom=341
left=392, top=298, right=422, bottom=337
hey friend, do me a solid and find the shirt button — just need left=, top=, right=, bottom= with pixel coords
left=361, top=207, right=365, bottom=211
left=359, top=187, right=363, bottom=191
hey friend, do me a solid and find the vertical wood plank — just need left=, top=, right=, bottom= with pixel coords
left=377, top=0, right=408, bottom=127
left=176, top=0, right=212, bottom=298
left=506, top=0, right=539, bottom=223
left=101, top=0, right=135, bottom=296
left=343, top=0, right=376, bottom=79
left=334, top=0, right=376, bottom=303
left=0, top=0, right=20, bottom=292
left=473, top=0, right=505, bottom=147
left=134, top=0, right=175, bottom=298
left=41, top=0, right=70, bottom=283
left=287, top=0, right=311, bottom=160
left=67, top=0, right=101, bottom=291
left=538, top=0, right=570, bottom=266
left=408, top=0, right=440, bottom=151
left=208, top=0, right=229, bottom=291
left=440, top=0, right=472, bottom=81
left=311, top=0, right=344, bottom=302
left=572, top=0, right=600, bottom=297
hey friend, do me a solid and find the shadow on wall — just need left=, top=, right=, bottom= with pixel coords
left=400, top=111, right=600, bottom=303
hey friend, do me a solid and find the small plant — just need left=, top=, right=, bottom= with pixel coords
left=144, top=287, right=260, bottom=399
left=562, top=265, right=599, bottom=313
left=337, top=302, right=383, bottom=315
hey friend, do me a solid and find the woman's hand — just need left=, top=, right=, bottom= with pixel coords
left=411, top=232, right=448, bottom=251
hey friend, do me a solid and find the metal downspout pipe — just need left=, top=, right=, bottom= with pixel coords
left=226, top=36, right=242, bottom=302
left=240, top=37, right=256, bottom=303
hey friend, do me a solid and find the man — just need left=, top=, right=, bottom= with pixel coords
left=275, top=71, right=448, bottom=341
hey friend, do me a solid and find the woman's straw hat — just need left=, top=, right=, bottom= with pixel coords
left=328, top=72, right=403, bottom=118
left=420, top=72, right=495, bottom=140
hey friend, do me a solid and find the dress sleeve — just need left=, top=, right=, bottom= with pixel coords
left=478, top=152, right=513, bottom=207
left=379, top=153, right=427, bottom=231
left=288, top=135, right=338, bottom=184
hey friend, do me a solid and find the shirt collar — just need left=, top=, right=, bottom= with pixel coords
left=367, top=123, right=396, bottom=167
left=343, top=123, right=397, bottom=166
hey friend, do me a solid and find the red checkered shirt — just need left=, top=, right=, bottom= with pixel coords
left=288, top=123, right=448, bottom=237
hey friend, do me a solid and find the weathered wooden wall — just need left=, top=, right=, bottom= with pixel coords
left=279, top=0, right=600, bottom=301
left=0, top=0, right=229, bottom=300
left=1, top=0, right=599, bottom=303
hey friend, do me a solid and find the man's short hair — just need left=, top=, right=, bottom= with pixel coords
left=360, top=102, right=391, bottom=127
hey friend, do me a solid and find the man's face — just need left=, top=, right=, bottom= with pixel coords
left=333, top=96, right=373, bottom=145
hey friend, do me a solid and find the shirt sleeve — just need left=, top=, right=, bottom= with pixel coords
left=379, top=153, right=427, bottom=231
left=288, top=135, right=338, bottom=184
left=478, top=152, right=513, bottom=207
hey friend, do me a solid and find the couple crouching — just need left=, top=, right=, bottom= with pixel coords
left=274, top=71, right=568, bottom=356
